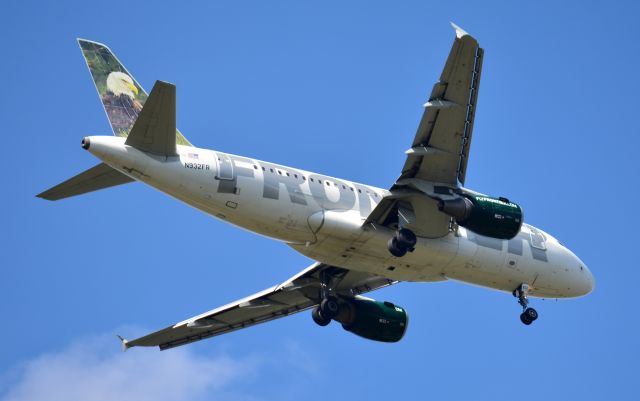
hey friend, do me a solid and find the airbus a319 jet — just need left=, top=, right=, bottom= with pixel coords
left=39, top=24, right=594, bottom=351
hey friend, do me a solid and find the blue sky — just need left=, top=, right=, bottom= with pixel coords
left=1, top=1, right=639, bottom=400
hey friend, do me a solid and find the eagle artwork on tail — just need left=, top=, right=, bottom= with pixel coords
left=78, top=39, right=192, bottom=145
left=102, top=71, right=143, bottom=136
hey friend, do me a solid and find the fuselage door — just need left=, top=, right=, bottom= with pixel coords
left=215, top=152, right=234, bottom=180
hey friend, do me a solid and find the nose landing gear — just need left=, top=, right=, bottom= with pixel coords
left=513, top=283, right=539, bottom=325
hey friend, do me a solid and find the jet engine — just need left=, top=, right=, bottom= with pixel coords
left=438, top=194, right=523, bottom=239
left=333, top=297, right=408, bottom=343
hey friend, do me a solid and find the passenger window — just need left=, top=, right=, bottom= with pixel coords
left=310, top=178, right=314, bottom=182
left=270, top=168, right=274, bottom=173
left=253, top=165, right=258, bottom=170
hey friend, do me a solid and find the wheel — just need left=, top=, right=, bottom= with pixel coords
left=397, top=228, right=417, bottom=250
left=520, top=312, right=532, bottom=325
left=312, top=307, right=331, bottom=326
left=524, top=307, right=538, bottom=322
left=320, top=297, right=340, bottom=319
left=387, top=237, right=407, bottom=257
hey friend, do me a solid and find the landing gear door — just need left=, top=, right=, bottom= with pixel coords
left=215, top=152, right=234, bottom=180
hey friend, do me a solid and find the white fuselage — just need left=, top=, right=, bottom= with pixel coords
left=87, top=136, right=594, bottom=299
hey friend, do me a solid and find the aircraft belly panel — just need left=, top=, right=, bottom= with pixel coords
left=291, top=226, right=458, bottom=282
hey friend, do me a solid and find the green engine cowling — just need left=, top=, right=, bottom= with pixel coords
left=438, top=194, right=523, bottom=240
left=335, top=298, right=408, bottom=343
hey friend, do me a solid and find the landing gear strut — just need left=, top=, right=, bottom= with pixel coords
left=513, top=283, right=538, bottom=325
left=311, top=271, right=341, bottom=326
left=387, top=228, right=417, bottom=257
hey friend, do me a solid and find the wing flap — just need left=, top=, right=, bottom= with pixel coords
left=365, top=193, right=450, bottom=238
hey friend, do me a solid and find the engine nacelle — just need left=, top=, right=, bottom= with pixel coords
left=438, top=194, right=523, bottom=240
left=335, top=297, right=408, bottom=343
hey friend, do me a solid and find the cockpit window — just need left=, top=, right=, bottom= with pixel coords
left=528, top=226, right=547, bottom=250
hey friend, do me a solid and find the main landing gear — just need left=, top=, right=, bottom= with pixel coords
left=387, top=228, right=417, bottom=257
left=311, top=270, right=341, bottom=326
left=312, top=298, right=339, bottom=326
left=513, top=283, right=539, bottom=325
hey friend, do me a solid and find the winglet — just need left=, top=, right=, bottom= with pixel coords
left=450, top=22, right=469, bottom=38
left=116, top=335, right=131, bottom=352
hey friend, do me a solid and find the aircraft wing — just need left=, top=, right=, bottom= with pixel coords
left=121, top=263, right=395, bottom=351
left=401, top=23, right=483, bottom=185
left=365, top=24, right=483, bottom=238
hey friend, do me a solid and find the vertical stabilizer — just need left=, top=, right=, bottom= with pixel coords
left=77, top=39, right=192, bottom=146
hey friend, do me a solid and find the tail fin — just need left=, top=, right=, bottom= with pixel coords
left=77, top=39, right=192, bottom=146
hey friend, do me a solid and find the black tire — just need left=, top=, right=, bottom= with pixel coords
left=520, top=312, right=532, bottom=325
left=320, top=297, right=340, bottom=319
left=524, top=307, right=538, bottom=321
left=397, top=228, right=417, bottom=249
left=312, top=307, right=331, bottom=326
left=387, top=237, right=407, bottom=257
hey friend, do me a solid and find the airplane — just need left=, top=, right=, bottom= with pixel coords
left=38, top=23, right=594, bottom=351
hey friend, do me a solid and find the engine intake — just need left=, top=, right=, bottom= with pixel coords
left=335, top=298, right=408, bottom=343
left=438, top=194, right=523, bottom=239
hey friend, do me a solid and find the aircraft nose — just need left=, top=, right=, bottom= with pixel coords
left=565, top=246, right=594, bottom=296
left=576, top=262, right=595, bottom=295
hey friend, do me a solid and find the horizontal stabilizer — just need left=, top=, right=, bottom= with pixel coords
left=37, top=163, right=134, bottom=201
left=125, top=80, right=178, bottom=157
